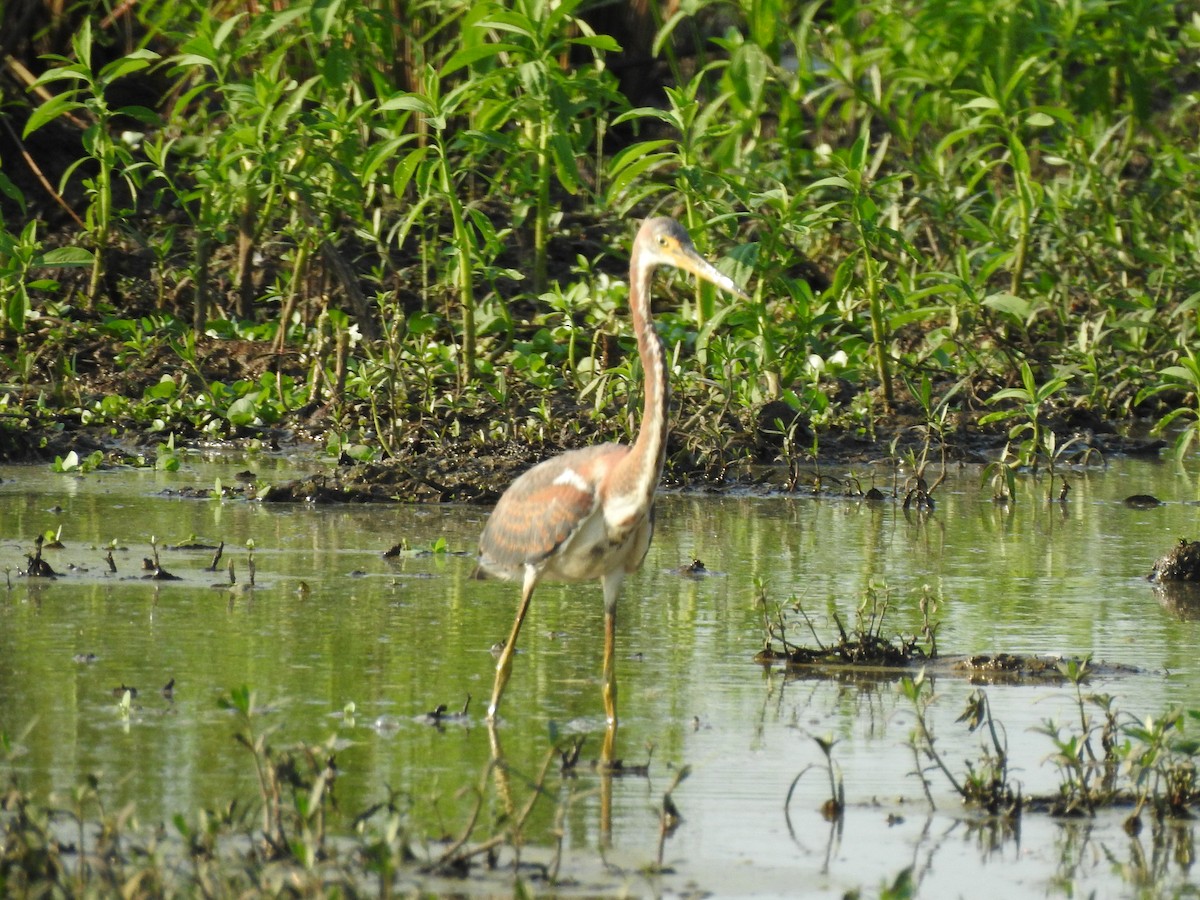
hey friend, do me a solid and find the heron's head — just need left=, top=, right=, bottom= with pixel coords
left=636, top=217, right=749, bottom=300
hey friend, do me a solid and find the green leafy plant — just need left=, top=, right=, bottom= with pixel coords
left=379, top=68, right=484, bottom=382
left=0, top=218, right=93, bottom=333
left=24, top=18, right=159, bottom=306
left=457, top=0, right=620, bottom=293
left=1137, top=349, right=1200, bottom=459
left=979, top=359, right=1074, bottom=470
left=817, top=133, right=916, bottom=413
left=218, top=685, right=339, bottom=867
left=51, top=449, right=104, bottom=474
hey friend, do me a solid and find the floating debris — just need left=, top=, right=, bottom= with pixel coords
left=421, top=695, right=471, bottom=726
left=1125, top=494, right=1163, bottom=509
left=24, top=535, right=60, bottom=577
left=675, top=558, right=716, bottom=578
left=760, top=649, right=1139, bottom=684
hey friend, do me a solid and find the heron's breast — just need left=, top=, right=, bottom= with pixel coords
left=541, top=505, right=653, bottom=582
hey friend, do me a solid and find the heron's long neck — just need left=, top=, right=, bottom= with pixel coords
left=613, top=251, right=669, bottom=505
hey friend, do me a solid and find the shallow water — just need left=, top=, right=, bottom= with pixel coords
left=2, top=452, right=1200, bottom=896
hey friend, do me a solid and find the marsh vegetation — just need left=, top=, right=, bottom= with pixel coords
left=6, top=0, right=1200, bottom=895
left=1, top=0, right=1199, bottom=487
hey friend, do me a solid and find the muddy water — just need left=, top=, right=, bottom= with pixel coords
left=2, top=454, right=1200, bottom=896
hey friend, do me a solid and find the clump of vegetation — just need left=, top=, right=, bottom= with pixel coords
left=1149, top=538, right=1200, bottom=583
left=755, top=581, right=940, bottom=668
left=758, top=583, right=1200, bottom=828
left=1, top=0, right=1199, bottom=483
left=900, top=657, right=1200, bottom=826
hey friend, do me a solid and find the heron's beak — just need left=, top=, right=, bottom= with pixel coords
left=675, top=246, right=750, bottom=300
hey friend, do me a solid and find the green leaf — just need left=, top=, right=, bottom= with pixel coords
left=549, top=133, right=581, bottom=194
left=378, top=93, right=435, bottom=117
left=0, top=171, right=24, bottom=211
left=1159, top=365, right=1199, bottom=385
left=612, top=106, right=678, bottom=128
left=569, top=34, right=620, bottom=53
left=848, top=134, right=868, bottom=171
left=1008, top=135, right=1030, bottom=177
left=982, top=292, right=1036, bottom=322
left=170, top=52, right=219, bottom=70
left=391, top=146, right=430, bottom=199
left=961, top=96, right=999, bottom=111
left=225, top=394, right=260, bottom=426
left=271, top=75, right=320, bottom=129
left=54, top=450, right=81, bottom=473
left=36, top=247, right=94, bottom=267
left=474, top=15, right=537, bottom=40
left=30, top=66, right=89, bottom=87
left=808, top=175, right=853, bottom=192
left=442, top=42, right=524, bottom=75
left=99, top=49, right=160, bottom=82
left=989, top=387, right=1035, bottom=404
left=23, top=95, right=86, bottom=137
left=607, top=141, right=673, bottom=200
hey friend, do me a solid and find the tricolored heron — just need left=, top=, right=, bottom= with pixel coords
left=477, top=216, right=748, bottom=755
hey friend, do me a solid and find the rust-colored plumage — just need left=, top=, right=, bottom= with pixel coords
left=478, top=217, right=747, bottom=757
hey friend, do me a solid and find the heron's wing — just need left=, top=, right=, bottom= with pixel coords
left=478, top=445, right=626, bottom=574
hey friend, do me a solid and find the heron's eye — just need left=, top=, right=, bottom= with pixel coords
left=657, top=235, right=669, bottom=247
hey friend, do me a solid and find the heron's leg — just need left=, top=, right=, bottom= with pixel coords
left=486, top=720, right=515, bottom=819
left=488, top=565, right=539, bottom=721
left=600, top=572, right=625, bottom=762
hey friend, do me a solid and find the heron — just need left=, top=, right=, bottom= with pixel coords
left=477, top=216, right=748, bottom=756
